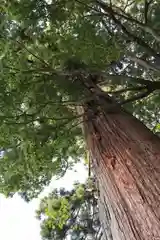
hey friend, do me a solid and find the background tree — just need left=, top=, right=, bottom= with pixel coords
left=36, top=179, right=102, bottom=240
left=0, top=0, right=160, bottom=239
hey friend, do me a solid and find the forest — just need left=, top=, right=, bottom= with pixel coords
left=0, top=0, right=160, bottom=239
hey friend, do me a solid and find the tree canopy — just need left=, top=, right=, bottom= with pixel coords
left=0, top=0, right=160, bottom=200
left=36, top=179, right=102, bottom=240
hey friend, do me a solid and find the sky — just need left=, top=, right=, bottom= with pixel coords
left=0, top=163, right=87, bottom=240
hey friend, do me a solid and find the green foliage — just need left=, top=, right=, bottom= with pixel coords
left=36, top=179, right=101, bottom=240
left=0, top=0, right=159, bottom=200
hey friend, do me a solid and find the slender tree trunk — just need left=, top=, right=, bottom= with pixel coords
left=83, top=91, right=160, bottom=240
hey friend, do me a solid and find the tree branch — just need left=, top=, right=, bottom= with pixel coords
left=119, top=79, right=160, bottom=104
left=95, top=225, right=102, bottom=240
left=128, top=56, right=160, bottom=72
left=111, top=6, right=160, bottom=43
left=107, top=86, right=146, bottom=94
left=97, top=73, right=152, bottom=86
left=16, top=40, right=51, bottom=67
left=119, top=88, right=154, bottom=105
left=123, top=0, right=135, bottom=11
left=75, top=0, right=99, bottom=12
left=96, top=0, right=159, bottom=55
left=144, top=0, right=154, bottom=24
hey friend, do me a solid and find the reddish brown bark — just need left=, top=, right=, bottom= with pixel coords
left=84, top=96, right=160, bottom=240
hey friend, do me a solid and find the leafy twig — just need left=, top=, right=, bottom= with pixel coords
left=16, top=40, right=51, bottom=67
left=123, top=0, right=135, bottom=11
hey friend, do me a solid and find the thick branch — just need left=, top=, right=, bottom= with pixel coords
left=107, top=86, right=146, bottom=95
left=120, top=89, right=154, bottom=105
left=119, top=79, right=160, bottom=104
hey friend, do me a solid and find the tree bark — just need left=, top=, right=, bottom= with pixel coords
left=83, top=92, right=160, bottom=240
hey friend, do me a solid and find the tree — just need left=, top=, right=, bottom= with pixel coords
left=0, top=0, right=160, bottom=239
left=36, top=179, right=102, bottom=240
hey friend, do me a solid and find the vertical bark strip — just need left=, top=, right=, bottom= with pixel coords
left=84, top=96, right=160, bottom=240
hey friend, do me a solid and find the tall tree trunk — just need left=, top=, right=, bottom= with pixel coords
left=83, top=90, right=160, bottom=240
